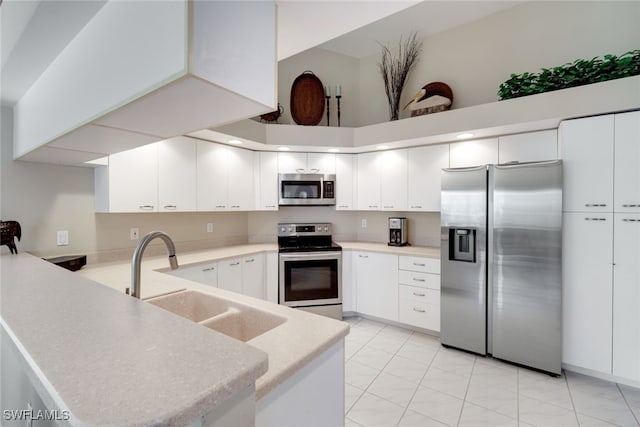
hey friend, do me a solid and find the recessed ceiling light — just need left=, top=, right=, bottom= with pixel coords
left=456, top=133, right=474, bottom=139
left=376, top=145, right=390, bottom=150
left=228, top=139, right=243, bottom=145
left=277, top=146, right=290, bottom=151
left=328, top=148, right=340, bottom=153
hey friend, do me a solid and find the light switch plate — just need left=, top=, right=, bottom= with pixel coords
left=207, top=223, right=214, bottom=233
left=361, top=219, right=367, bottom=228
left=56, top=230, right=69, bottom=246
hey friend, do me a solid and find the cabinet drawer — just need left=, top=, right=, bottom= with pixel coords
left=399, top=256, right=440, bottom=274
left=398, top=270, right=440, bottom=290
left=399, top=296, right=440, bottom=331
left=399, top=285, right=439, bottom=303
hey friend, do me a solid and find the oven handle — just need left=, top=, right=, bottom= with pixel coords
left=279, top=251, right=342, bottom=262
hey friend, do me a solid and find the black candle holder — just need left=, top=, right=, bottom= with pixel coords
left=336, top=95, right=342, bottom=127
left=326, top=95, right=331, bottom=126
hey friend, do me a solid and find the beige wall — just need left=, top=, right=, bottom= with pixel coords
left=280, top=1, right=640, bottom=126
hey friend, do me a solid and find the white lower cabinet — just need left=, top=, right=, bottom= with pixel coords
left=242, top=254, right=265, bottom=299
left=218, top=257, right=242, bottom=294
left=354, top=251, right=398, bottom=321
left=562, top=212, right=614, bottom=374
left=169, top=262, right=218, bottom=287
left=613, top=213, right=640, bottom=381
left=341, top=251, right=355, bottom=313
left=398, top=256, right=440, bottom=332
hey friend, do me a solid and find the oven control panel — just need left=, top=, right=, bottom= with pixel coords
left=277, top=223, right=332, bottom=237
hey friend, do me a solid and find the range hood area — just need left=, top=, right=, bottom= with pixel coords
left=12, top=1, right=277, bottom=165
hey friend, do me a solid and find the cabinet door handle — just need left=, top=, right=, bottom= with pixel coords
left=230, top=262, right=240, bottom=266
left=411, top=205, right=423, bottom=209
left=295, top=168, right=305, bottom=173
left=265, top=205, right=276, bottom=208
left=413, top=307, right=426, bottom=313
left=584, top=217, right=607, bottom=221
left=413, top=262, right=426, bottom=267
left=412, top=291, right=426, bottom=297
left=163, top=205, right=177, bottom=210
left=413, top=278, right=426, bottom=283
left=383, top=205, right=393, bottom=209
left=139, top=205, right=154, bottom=210
left=215, top=205, right=226, bottom=208
left=309, top=168, right=320, bottom=173
left=622, top=218, right=640, bottom=222
left=622, top=204, right=639, bottom=207
left=368, top=205, right=379, bottom=209
left=231, top=205, right=240, bottom=209
left=358, top=255, right=368, bottom=258
left=245, top=258, right=255, bottom=263
left=585, top=203, right=607, bottom=207
left=202, top=267, right=216, bottom=272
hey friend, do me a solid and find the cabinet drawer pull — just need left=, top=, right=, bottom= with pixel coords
left=215, top=205, right=226, bottom=208
left=383, top=205, right=393, bottom=209
left=338, top=205, right=349, bottom=208
left=358, top=254, right=368, bottom=258
left=231, top=205, right=240, bottom=208
left=412, top=278, right=426, bottom=283
left=230, top=262, right=240, bottom=266
left=265, top=205, right=276, bottom=208
left=202, top=267, right=216, bottom=272
left=412, top=291, right=426, bottom=297
left=245, top=258, right=255, bottom=263
left=411, top=205, right=423, bottom=209
left=295, top=168, right=305, bottom=173
left=368, top=205, right=379, bottom=209
left=413, top=307, right=426, bottom=313
left=309, top=168, right=320, bottom=173
left=584, top=217, right=607, bottom=221
left=139, top=205, right=154, bottom=210
left=163, top=205, right=177, bottom=210
left=622, top=204, right=639, bottom=208
left=413, top=262, right=426, bottom=267
left=622, top=218, right=640, bottom=222
left=584, top=203, right=607, bottom=207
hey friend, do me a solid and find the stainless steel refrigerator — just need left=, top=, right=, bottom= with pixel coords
left=440, top=160, right=562, bottom=375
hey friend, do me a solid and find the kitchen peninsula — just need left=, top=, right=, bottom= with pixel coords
left=1, top=251, right=349, bottom=427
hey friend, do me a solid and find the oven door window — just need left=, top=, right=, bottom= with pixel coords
left=281, top=181, right=320, bottom=199
left=283, top=258, right=339, bottom=301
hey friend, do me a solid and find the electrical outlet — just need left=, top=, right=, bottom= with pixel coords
left=130, top=227, right=139, bottom=240
left=361, top=219, right=367, bottom=228
left=56, top=230, right=69, bottom=246
left=207, top=223, right=214, bottom=233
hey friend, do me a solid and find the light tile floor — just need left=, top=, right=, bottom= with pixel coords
left=344, top=316, right=640, bottom=427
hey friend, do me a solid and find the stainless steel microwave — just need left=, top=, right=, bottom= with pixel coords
left=278, top=173, right=336, bottom=206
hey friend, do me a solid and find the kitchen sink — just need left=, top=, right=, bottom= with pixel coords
left=146, top=290, right=286, bottom=342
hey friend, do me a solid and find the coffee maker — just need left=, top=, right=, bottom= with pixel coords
left=388, top=217, right=408, bottom=246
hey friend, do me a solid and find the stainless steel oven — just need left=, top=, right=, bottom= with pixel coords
left=278, top=223, right=342, bottom=319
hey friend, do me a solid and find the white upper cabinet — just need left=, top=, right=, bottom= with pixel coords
left=449, top=138, right=498, bottom=168
left=254, top=152, right=279, bottom=210
left=407, top=145, right=449, bottom=211
left=614, top=111, right=640, bottom=213
left=197, top=141, right=254, bottom=211
left=560, top=115, right=614, bottom=212
left=158, top=137, right=196, bottom=212
left=104, top=143, right=159, bottom=213
left=197, top=141, right=230, bottom=211
left=14, top=1, right=277, bottom=163
left=379, top=150, right=407, bottom=211
left=277, top=152, right=335, bottom=174
left=498, top=130, right=558, bottom=163
left=356, top=152, right=381, bottom=210
left=227, top=146, right=255, bottom=210
left=335, top=154, right=357, bottom=210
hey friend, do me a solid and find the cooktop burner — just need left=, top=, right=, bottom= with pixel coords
left=277, top=223, right=342, bottom=253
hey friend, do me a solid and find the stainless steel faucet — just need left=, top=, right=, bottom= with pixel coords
left=129, top=231, right=179, bottom=298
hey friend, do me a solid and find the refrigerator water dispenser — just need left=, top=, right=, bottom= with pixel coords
left=449, top=228, right=476, bottom=262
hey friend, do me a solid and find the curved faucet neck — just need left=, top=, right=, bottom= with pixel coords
left=130, top=231, right=179, bottom=298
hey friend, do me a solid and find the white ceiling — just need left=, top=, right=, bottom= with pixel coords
left=318, top=0, right=524, bottom=59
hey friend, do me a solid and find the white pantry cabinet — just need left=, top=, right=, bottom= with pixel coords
left=101, top=143, right=159, bottom=212
left=449, top=138, right=498, bottom=168
left=612, top=213, right=640, bottom=381
left=562, top=212, right=613, bottom=374
left=197, top=141, right=254, bottom=211
left=277, top=152, right=335, bottom=174
left=407, top=144, right=449, bottom=211
left=498, top=130, right=558, bottom=163
left=335, top=154, right=357, bottom=210
left=354, top=251, right=398, bottom=321
left=560, top=115, right=614, bottom=212
left=614, top=111, right=640, bottom=213
left=254, top=152, right=279, bottom=210
left=158, top=137, right=197, bottom=212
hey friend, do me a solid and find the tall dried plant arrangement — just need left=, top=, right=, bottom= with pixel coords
left=378, top=32, right=422, bottom=121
